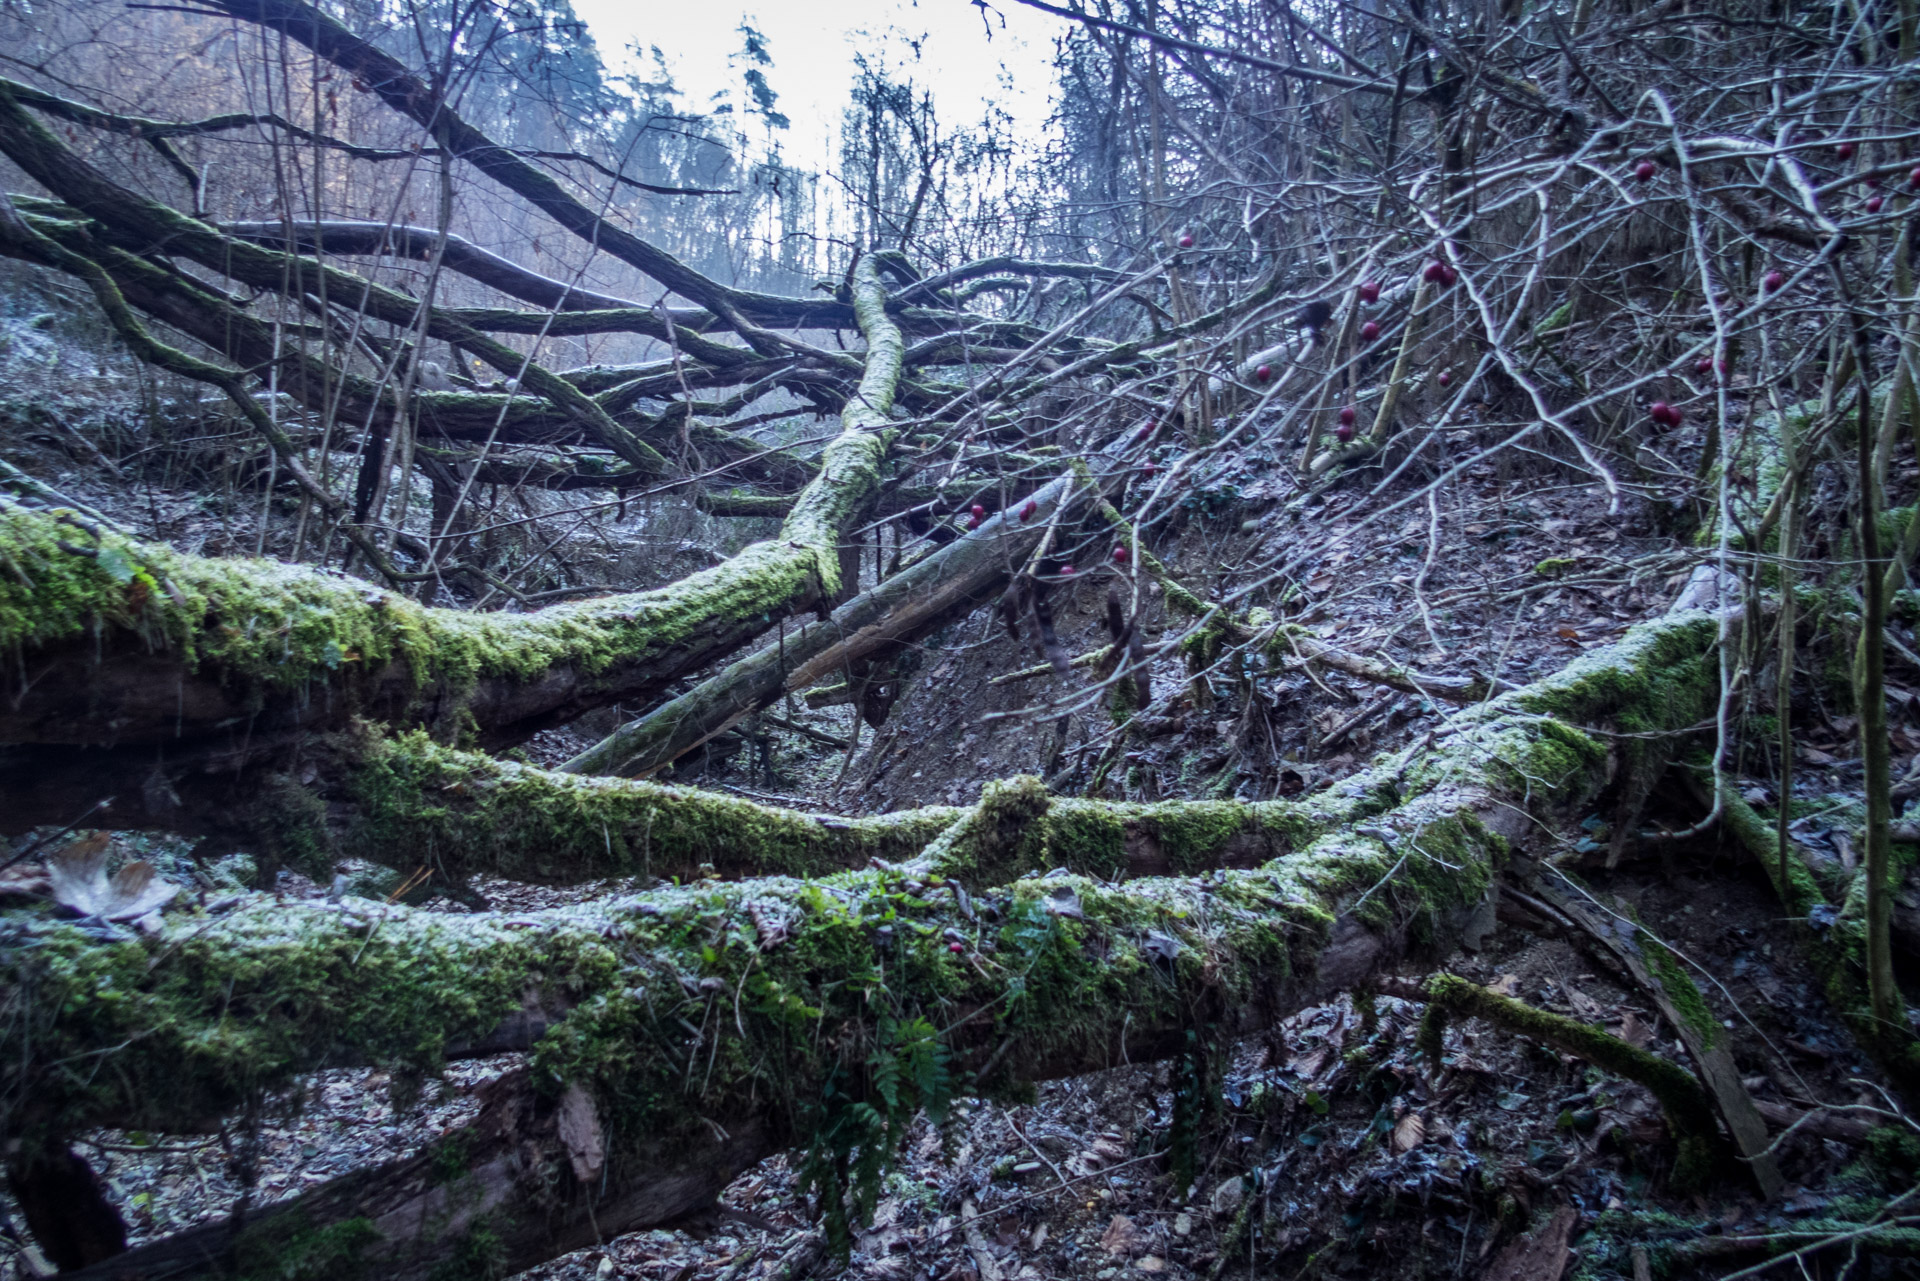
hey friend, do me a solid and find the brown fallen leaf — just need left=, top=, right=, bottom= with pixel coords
left=1617, top=1011, right=1652, bottom=1048
left=1488, top=973, right=1521, bottom=997
left=556, top=1084, right=604, bottom=1183
left=1100, top=1214, right=1137, bottom=1257
left=1390, top=1112, right=1426, bottom=1154
left=47, top=834, right=177, bottom=922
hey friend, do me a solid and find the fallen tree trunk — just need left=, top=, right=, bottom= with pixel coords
left=4, top=610, right=1725, bottom=1278
left=0, top=256, right=901, bottom=781
left=561, top=470, right=1088, bottom=779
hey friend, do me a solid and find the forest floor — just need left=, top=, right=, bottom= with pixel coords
left=4, top=351, right=1920, bottom=1280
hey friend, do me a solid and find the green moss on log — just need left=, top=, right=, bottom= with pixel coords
left=0, top=606, right=1727, bottom=1226
left=0, top=500, right=814, bottom=725
left=313, top=728, right=964, bottom=884
left=0, top=258, right=903, bottom=744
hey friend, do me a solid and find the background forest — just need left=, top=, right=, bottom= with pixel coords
left=2, top=0, right=1920, bottom=1279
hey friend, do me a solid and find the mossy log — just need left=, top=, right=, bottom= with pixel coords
left=3, top=611, right=1723, bottom=1279
left=0, top=257, right=900, bottom=800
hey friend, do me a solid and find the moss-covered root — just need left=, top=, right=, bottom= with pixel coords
left=0, top=257, right=901, bottom=769
left=1404, top=973, right=1722, bottom=1189
left=1720, top=786, right=1920, bottom=1103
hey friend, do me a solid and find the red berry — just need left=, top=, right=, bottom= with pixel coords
left=1696, top=356, right=1713, bottom=374
left=1441, top=265, right=1459, bottom=287
left=1868, top=195, right=1885, bottom=213
left=1142, top=462, right=1157, bottom=477
left=1113, top=545, right=1129, bottom=563
left=1360, top=321, right=1381, bottom=342
left=1058, top=565, right=1075, bottom=576
left=1763, top=269, right=1786, bottom=294
left=971, top=503, right=985, bottom=518
left=1437, top=371, right=1451, bottom=387
left=1019, top=500, right=1037, bottom=521
left=1907, top=165, right=1920, bottom=189
left=1255, top=364, right=1272, bottom=382
left=1424, top=260, right=1448, bottom=283
left=967, top=514, right=981, bottom=530
left=1338, top=405, right=1357, bottom=426
left=1358, top=280, right=1380, bottom=304
left=1178, top=233, right=1195, bottom=248
left=1334, top=423, right=1355, bottom=444
left=1649, top=401, right=1679, bottom=427
left=1837, top=141, right=1856, bottom=160
left=948, top=941, right=964, bottom=954
left=1634, top=160, right=1657, bottom=181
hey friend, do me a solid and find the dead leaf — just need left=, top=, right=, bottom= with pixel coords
left=1137, top=1257, right=1166, bottom=1273
left=47, top=836, right=176, bottom=922
left=1557, top=626, right=1580, bottom=640
left=1390, top=1112, right=1426, bottom=1154
left=1617, top=1011, right=1652, bottom=1048
left=1566, top=984, right=1604, bottom=1021
left=1042, top=885, right=1083, bottom=919
left=1210, top=1177, right=1245, bottom=1217
left=1286, top=1046, right=1332, bottom=1081
left=557, top=1084, right=605, bottom=1183
left=1488, top=973, right=1521, bottom=997
left=1100, top=1214, right=1137, bottom=1257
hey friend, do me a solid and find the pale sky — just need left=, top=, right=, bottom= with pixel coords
left=568, top=0, right=1069, bottom=171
